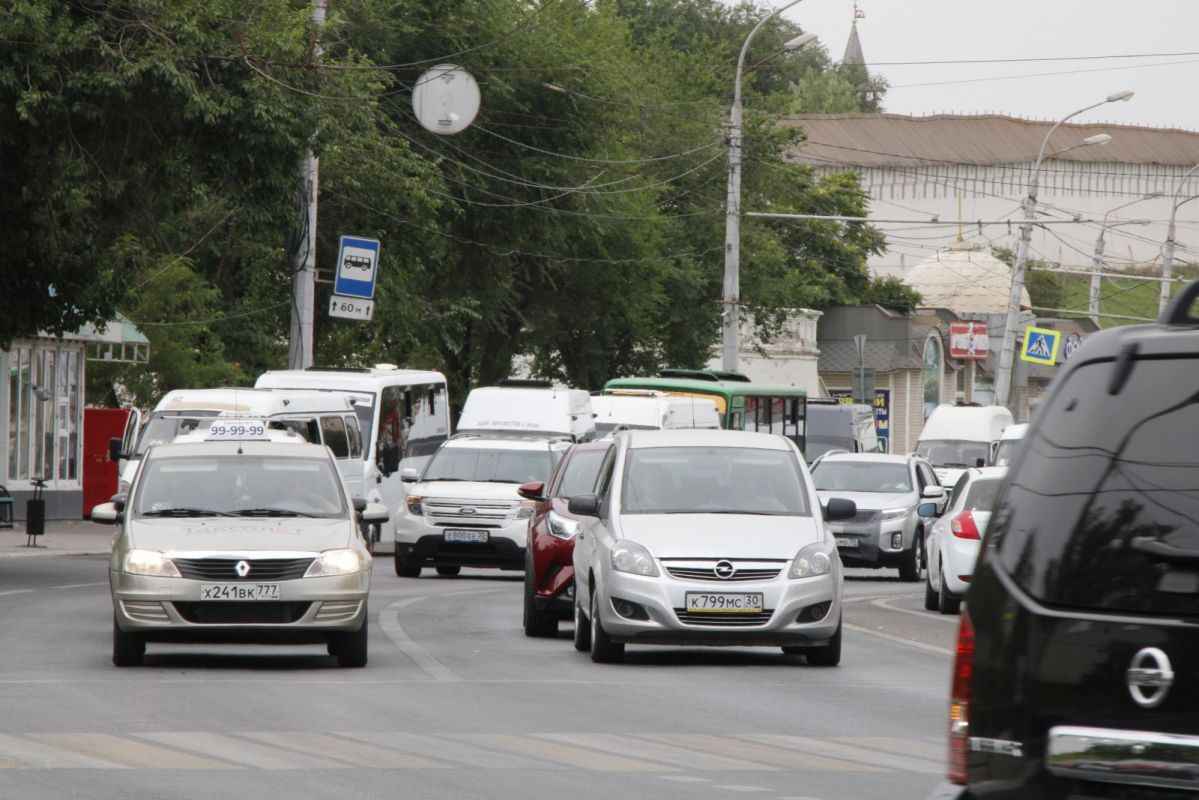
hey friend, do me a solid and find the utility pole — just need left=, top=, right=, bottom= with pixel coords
left=1160, top=163, right=1199, bottom=315
left=287, top=0, right=328, bottom=371
left=994, top=91, right=1132, bottom=409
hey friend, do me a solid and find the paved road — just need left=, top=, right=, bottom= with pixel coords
left=0, top=557, right=956, bottom=799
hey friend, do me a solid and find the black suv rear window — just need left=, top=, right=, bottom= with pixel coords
left=993, top=357, right=1199, bottom=617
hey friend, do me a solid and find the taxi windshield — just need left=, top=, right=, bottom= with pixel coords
left=133, top=455, right=346, bottom=518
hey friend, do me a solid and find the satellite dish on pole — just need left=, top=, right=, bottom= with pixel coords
left=412, top=64, right=481, bottom=136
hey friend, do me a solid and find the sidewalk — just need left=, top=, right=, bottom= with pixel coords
left=0, top=519, right=395, bottom=559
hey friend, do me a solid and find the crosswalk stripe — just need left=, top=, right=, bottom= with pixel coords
left=0, top=734, right=119, bottom=770
left=240, top=732, right=447, bottom=769
left=541, top=733, right=778, bottom=772
left=137, top=732, right=346, bottom=770
left=27, top=733, right=236, bottom=770
left=337, top=732, right=553, bottom=771
left=832, top=736, right=943, bottom=762
left=638, top=734, right=883, bottom=773
left=457, top=734, right=675, bottom=773
left=746, top=735, right=944, bottom=774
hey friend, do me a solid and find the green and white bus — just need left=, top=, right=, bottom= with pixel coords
left=603, top=370, right=807, bottom=450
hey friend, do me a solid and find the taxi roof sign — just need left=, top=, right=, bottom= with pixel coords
left=1020, top=326, right=1062, bottom=366
left=205, top=419, right=271, bottom=441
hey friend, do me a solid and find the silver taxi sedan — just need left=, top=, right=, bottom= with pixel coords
left=93, top=433, right=387, bottom=668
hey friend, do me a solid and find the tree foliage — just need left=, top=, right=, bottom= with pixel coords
left=4, top=0, right=892, bottom=406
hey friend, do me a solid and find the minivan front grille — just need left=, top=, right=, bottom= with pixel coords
left=173, top=557, right=315, bottom=581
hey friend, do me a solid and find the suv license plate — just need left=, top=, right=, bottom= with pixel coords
left=444, top=529, right=489, bottom=543
left=685, top=592, right=764, bottom=613
left=200, top=583, right=280, bottom=601
left=835, top=537, right=858, bottom=548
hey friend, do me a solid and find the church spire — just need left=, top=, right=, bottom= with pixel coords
left=843, top=2, right=867, bottom=67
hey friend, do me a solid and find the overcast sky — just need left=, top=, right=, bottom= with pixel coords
left=762, top=0, right=1199, bottom=130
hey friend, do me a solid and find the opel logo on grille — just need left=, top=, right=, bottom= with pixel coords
left=459, top=507, right=477, bottom=515
left=713, top=560, right=736, bottom=580
left=1127, top=647, right=1174, bottom=709
left=235, top=560, right=251, bottom=578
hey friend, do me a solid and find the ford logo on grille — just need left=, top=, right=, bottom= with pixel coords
left=1127, top=647, right=1174, bottom=708
left=459, top=507, right=477, bottom=515
left=713, top=560, right=736, bottom=580
left=235, top=560, right=251, bottom=577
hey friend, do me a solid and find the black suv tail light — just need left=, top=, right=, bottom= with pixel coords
left=949, top=608, right=974, bottom=784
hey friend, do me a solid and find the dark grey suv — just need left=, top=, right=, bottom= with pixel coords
left=929, top=285, right=1199, bottom=799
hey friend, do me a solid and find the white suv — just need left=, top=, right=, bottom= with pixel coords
left=393, top=435, right=570, bottom=577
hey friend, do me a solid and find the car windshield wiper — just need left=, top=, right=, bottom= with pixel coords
left=940, top=462, right=972, bottom=468
left=424, top=477, right=467, bottom=482
left=232, top=507, right=319, bottom=518
left=141, top=507, right=235, bottom=518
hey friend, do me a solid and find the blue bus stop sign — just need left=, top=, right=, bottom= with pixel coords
left=333, top=236, right=381, bottom=300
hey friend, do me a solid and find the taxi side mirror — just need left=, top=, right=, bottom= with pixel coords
left=400, top=467, right=420, bottom=483
left=360, top=502, right=389, bottom=523
left=379, top=442, right=401, bottom=476
left=567, top=494, right=599, bottom=517
left=823, top=498, right=857, bottom=521
left=92, top=502, right=122, bottom=525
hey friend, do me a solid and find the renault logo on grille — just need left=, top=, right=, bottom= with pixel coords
left=459, top=507, right=477, bottom=515
left=713, top=560, right=736, bottom=580
left=1127, top=647, right=1174, bottom=708
left=235, top=560, right=251, bottom=578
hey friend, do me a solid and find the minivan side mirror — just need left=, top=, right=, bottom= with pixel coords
left=517, top=482, right=546, bottom=502
left=108, top=437, right=125, bottom=463
left=379, top=442, right=401, bottom=476
left=400, top=467, right=421, bottom=483
left=921, top=486, right=945, bottom=499
left=567, top=494, right=600, bottom=517
left=988, top=440, right=1000, bottom=464
left=917, top=502, right=939, bottom=518
left=823, top=498, right=856, bottom=521
left=360, top=502, right=390, bottom=523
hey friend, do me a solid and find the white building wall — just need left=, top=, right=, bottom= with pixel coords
left=707, top=310, right=824, bottom=393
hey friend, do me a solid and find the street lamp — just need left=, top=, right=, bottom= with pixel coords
left=722, top=0, right=815, bottom=372
left=1089, top=192, right=1162, bottom=324
left=1159, top=163, right=1199, bottom=314
left=993, top=90, right=1134, bottom=409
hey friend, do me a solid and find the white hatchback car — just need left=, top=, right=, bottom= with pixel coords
left=570, top=429, right=855, bottom=665
left=922, top=465, right=1007, bottom=615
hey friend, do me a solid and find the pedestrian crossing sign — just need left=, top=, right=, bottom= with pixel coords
left=1020, top=326, right=1061, bottom=366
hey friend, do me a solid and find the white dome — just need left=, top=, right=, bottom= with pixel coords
left=903, top=244, right=1031, bottom=316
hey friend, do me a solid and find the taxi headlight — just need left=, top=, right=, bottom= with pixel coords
left=304, top=549, right=366, bottom=577
left=790, top=541, right=834, bottom=579
left=547, top=510, right=580, bottom=540
left=879, top=507, right=910, bottom=522
left=123, top=549, right=181, bottom=578
left=611, top=541, right=659, bottom=577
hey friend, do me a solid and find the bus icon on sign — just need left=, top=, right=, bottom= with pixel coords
left=343, top=254, right=372, bottom=273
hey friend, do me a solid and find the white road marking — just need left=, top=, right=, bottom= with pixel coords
left=638, top=734, right=880, bottom=772
left=457, top=733, right=676, bottom=773
left=843, top=622, right=953, bottom=656
left=29, top=733, right=236, bottom=770
left=338, top=731, right=554, bottom=770
left=378, top=597, right=463, bottom=682
left=714, top=785, right=771, bottom=793
left=746, top=735, right=944, bottom=774
left=870, top=595, right=959, bottom=624
left=49, top=582, right=108, bottom=590
left=239, top=731, right=448, bottom=769
left=0, top=589, right=34, bottom=597
left=658, top=775, right=712, bottom=783
left=833, top=736, right=943, bottom=762
left=543, top=733, right=777, bottom=772
left=0, top=733, right=122, bottom=769
left=138, top=732, right=347, bottom=770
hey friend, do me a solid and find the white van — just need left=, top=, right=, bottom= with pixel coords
left=990, top=422, right=1029, bottom=466
left=113, top=388, right=366, bottom=500
left=457, top=382, right=596, bottom=442
left=253, top=366, right=450, bottom=542
left=590, top=391, right=720, bottom=436
left=915, top=404, right=1014, bottom=485
left=804, top=401, right=882, bottom=463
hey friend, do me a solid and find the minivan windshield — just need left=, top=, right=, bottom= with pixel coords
left=993, top=359, right=1199, bottom=617
left=135, top=412, right=220, bottom=455
left=423, top=447, right=553, bottom=485
left=915, top=439, right=989, bottom=468
left=134, top=455, right=346, bottom=518
left=621, top=446, right=810, bottom=516
left=812, top=461, right=912, bottom=493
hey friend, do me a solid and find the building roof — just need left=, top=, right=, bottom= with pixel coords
left=784, top=113, right=1199, bottom=168
left=904, top=244, right=1031, bottom=316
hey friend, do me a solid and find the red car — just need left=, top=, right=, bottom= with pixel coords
left=518, top=440, right=612, bottom=637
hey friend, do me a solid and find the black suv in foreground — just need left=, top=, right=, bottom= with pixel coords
left=929, top=285, right=1199, bottom=799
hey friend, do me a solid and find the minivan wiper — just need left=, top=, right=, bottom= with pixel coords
left=1129, top=537, right=1199, bottom=564
left=141, top=507, right=235, bottom=518
left=233, top=507, right=319, bottom=518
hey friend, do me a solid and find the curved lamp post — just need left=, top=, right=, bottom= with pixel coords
left=722, top=0, right=816, bottom=372
left=993, top=91, right=1134, bottom=408
left=1089, top=192, right=1162, bottom=324
left=1159, top=163, right=1199, bottom=314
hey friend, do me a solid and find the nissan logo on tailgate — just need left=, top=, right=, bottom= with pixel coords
left=1127, top=647, right=1174, bottom=708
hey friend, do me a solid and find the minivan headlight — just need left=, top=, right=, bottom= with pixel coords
left=790, top=541, right=834, bottom=579
left=611, top=541, right=659, bottom=577
left=124, top=549, right=181, bottom=578
left=305, top=549, right=366, bottom=577
left=879, top=507, right=910, bottom=521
